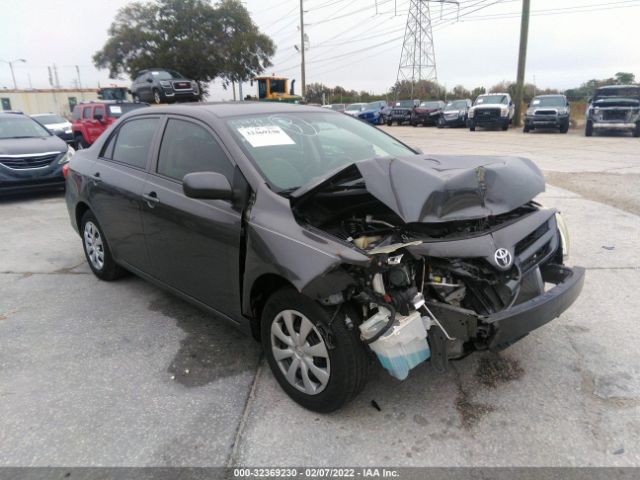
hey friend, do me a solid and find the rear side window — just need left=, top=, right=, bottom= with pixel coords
left=157, top=118, right=234, bottom=183
left=94, top=106, right=105, bottom=118
left=82, top=107, right=92, bottom=119
left=111, top=117, right=159, bottom=169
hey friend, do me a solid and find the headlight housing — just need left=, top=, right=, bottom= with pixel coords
left=500, top=107, right=509, bottom=117
left=555, top=211, right=570, bottom=262
left=526, top=107, right=535, bottom=115
left=58, top=146, right=75, bottom=164
left=468, top=109, right=475, bottom=118
left=160, top=80, right=171, bottom=87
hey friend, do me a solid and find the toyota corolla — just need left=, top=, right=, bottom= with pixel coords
left=65, top=103, right=584, bottom=412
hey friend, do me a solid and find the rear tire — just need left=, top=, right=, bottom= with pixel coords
left=80, top=211, right=125, bottom=281
left=261, top=289, right=369, bottom=413
left=585, top=120, right=593, bottom=137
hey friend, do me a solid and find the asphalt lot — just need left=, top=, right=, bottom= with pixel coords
left=1, top=127, right=639, bottom=467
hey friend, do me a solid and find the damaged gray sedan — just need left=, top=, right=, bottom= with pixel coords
left=65, top=103, right=585, bottom=412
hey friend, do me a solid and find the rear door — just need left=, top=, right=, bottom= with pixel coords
left=141, top=115, right=244, bottom=319
left=89, top=115, right=162, bottom=273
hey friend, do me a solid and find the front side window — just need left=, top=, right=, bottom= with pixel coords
left=226, top=112, right=415, bottom=191
left=111, top=117, right=159, bottom=169
left=157, top=119, right=234, bottom=183
left=93, top=107, right=105, bottom=119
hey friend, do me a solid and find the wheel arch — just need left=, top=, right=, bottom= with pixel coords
left=75, top=201, right=91, bottom=232
left=247, top=273, right=296, bottom=341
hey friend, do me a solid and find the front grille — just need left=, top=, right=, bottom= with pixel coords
left=0, top=153, right=59, bottom=170
left=535, top=109, right=556, bottom=116
left=515, top=221, right=549, bottom=255
left=477, top=108, right=500, bottom=119
left=392, top=109, right=410, bottom=115
left=603, top=110, right=628, bottom=120
left=172, top=81, right=193, bottom=91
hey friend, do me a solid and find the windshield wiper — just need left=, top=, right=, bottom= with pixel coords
left=4, top=135, right=44, bottom=139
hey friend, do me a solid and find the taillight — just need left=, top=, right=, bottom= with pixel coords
left=62, top=163, right=69, bottom=178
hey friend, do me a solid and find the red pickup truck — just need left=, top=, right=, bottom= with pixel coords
left=71, top=102, right=147, bottom=148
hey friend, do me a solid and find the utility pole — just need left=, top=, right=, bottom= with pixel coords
left=1, top=58, right=26, bottom=89
left=53, top=64, right=60, bottom=89
left=513, top=0, right=530, bottom=127
left=299, top=0, right=306, bottom=99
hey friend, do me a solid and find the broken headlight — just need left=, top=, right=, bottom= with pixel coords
left=555, top=212, right=570, bottom=261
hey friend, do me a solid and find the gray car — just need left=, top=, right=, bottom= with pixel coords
left=64, top=103, right=584, bottom=412
left=1, top=112, right=74, bottom=194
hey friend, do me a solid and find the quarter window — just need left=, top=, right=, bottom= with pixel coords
left=157, top=118, right=234, bottom=182
left=111, top=117, right=159, bottom=169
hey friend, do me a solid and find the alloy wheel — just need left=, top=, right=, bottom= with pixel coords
left=83, top=221, right=105, bottom=271
left=270, top=309, right=330, bottom=395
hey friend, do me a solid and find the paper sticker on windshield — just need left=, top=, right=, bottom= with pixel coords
left=477, top=98, right=484, bottom=103
left=532, top=99, right=540, bottom=105
left=110, top=106, right=122, bottom=114
left=238, top=126, right=295, bottom=148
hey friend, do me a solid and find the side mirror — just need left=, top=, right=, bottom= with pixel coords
left=183, top=172, right=233, bottom=200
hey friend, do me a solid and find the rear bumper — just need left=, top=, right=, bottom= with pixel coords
left=428, top=264, right=585, bottom=353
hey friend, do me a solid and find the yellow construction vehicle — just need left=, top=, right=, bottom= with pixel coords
left=251, top=75, right=301, bottom=103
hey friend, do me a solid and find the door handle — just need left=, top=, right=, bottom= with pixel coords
left=90, top=172, right=101, bottom=184
left=143, top=191, right=160, bottom=208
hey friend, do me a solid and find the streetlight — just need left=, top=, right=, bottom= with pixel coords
left=0, top=58, right=27, bottom=89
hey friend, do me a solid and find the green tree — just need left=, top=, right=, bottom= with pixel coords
left=450, top=85, right=471, bottom=100
left=93, top=0, right=274, bottom=92
left=614, top=72, right=636, bottom=85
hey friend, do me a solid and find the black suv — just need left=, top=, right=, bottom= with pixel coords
left=387, top=99, right=420, bottom=126
left=523, top=95, right=570, bottom=133
left=585, top=85, right=640, bottom=137
left=131, top=69, right=201, bottom=104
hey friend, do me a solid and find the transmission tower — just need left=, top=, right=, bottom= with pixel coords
left=396, top=0, right=458, bottom=97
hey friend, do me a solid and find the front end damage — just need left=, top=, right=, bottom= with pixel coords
left=288, top=155, right=585, bottom=380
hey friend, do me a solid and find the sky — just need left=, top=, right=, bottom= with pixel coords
left=1, top=0, right=639, bottom=101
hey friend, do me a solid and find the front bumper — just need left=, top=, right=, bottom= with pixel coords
left=470, top=116, right=509, bottom=127
left=525, top=115, right=568, bottom=128
left=428, top=264, right=585, bottom=353
left=412, top=113, right=440, bottom=125
left=442, top=114, right=466, bottom=126
left=592, top=121, right=637, bottom=130
left=0, top=160, right=66, bottom=194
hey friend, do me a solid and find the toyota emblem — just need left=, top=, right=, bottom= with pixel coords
left=494, top=248, right=513, bottom=268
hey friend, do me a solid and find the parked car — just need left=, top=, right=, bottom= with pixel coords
left=438, top=99, right=472, bottom=128
left=71, top=101, right=148, bottom=148
left=131, top=68, right=201, bottom=104
left=410, top=100, right=445, bottom=126
left=322, top=104, right=346, bottom=113
left=585, top=85, right=640, bottom=137
left=0, top=112, right=74, bottom=194
left=65, top=103, right=584, bottom=412
left=468, top=93, right=515, bottom=131
left=523, top=95, right=570, bottom=133
left=357, top=100, right=388, bottom=125
left=344, top=103, right=368, bottom=116
left=379, top=104, right=394, bottom=124
left=387, top=99, right=420, bottom=125
left=31, top=113, right=74, bottom=145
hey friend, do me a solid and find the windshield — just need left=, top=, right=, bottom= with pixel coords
left=270, top=79, right=286, bottom=94
left=0, top=115, right=51, bottom=139
left=594, top=87, right=640, bottom=100
left=107, top=103, right=147, bottom=118
left=365, top=101, right=384, bottom=110
left=151, top=70, right=184, bottom=80
left=531, top=96, right=565, bottom=107
left=346, top=104, right=365, bottom=111
left=329, top=104, right=345, bottom=111
left=32, top=114, right=66, bottom=125
left=419, top=101, right=441, bottom=109
left=445, top=100, right=468, bottom=110
left=396, top=100, right=415, bottom=108
left=475, top=95, right=507, bottom=105
left=226, top=112, right=415, bottom=191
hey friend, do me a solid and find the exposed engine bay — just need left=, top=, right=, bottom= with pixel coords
left=293, top=179, right=582, bottom=380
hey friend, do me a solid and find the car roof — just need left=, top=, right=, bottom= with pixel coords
left=129, top=101, right=330, bottom=119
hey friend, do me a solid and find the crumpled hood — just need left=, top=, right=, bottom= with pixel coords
left=292, top=155, right=545, bottom=223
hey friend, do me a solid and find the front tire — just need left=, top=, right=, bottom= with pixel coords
left=152, top=88, right=162, bottom=104
left=585, top=120, right=593, bottom=137
left=633, top=122, right=640, bottom=138
left=80, top=211, right=125, bottom=281
left=261, top=289, right=369, bottom=413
